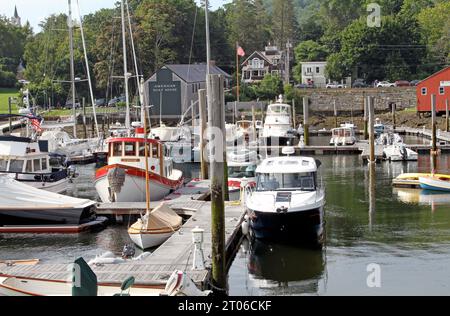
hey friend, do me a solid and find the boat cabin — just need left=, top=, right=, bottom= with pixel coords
left=331, top=127, right=354, bottom=138
left=266, top=103, right=291, bottom=116
left=107, top=137, right=172, bottom=177
left=236, top=120, right=253, bottom=130
left=0, top=136, right=52, bottom=175
left=254, top=157, right=319, bottom=192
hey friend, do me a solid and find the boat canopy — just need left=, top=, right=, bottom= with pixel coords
left=256, top=156, right=318, bottom=174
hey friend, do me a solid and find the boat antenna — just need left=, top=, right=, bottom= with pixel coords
left=76, top=0, right=99, bottom=138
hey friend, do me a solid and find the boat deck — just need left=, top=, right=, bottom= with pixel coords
left=0, top=179, right=246, bottom=289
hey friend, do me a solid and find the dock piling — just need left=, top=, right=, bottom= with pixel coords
left=368, top=96, right=375, bottom=163
left=431, top=94, right=438, bottom=172
left=446, top=99, right=449, bottom=133
left=333, top=99, right=338, bottom=128
left=392, top=103, right=396, bottom=131
left=82, top=97, right=87, bottom=139
left=207, top=74, right=227, bottom=294
left=199, top=89, right=208, bottom=179
left=364, top=97, right=368, bottom=140
left=292, top=99, right=296, bottom=128
left=303, top=96, right=309, bottom=146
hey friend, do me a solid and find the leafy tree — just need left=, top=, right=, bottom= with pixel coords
left=294, top=40, right=328, bottom=61
left=254, top=74, right=283, bottom=100
left=271, top=0, right=298, bottom=49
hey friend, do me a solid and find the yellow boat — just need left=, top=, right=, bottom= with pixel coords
left=393, top=173, right=450, bottom=188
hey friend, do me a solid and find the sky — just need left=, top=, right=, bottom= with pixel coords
left=0, top=0, right=231, bottom=32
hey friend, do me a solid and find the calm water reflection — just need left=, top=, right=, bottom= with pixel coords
left=2, top=137, right=450, bottom=295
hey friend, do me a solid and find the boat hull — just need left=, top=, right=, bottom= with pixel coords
left=95, top=165, right=183, bottom=203
left=248, top=207, right=325, bottom=247
left=24, top=178, right=69, bottom=194
left=0, top=206, right=95, bottom=226
left=128, top=230, right=176, bottom=249
left=419, top=177, right=450, bottom=192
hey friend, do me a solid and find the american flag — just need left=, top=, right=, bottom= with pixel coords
left=28, top=114, right=42, bottom=132
left=237, top=45, right=245, bottom=57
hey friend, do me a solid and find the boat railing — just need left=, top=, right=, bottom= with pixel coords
left=2, top=169, right=68, bottom=183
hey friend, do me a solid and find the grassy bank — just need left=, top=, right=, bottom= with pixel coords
left=0, top=88, right=19, bottom=114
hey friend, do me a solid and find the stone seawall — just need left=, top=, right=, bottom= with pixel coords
left=301, top=87, right=416, bottom=114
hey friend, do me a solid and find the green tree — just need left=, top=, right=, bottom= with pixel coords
left=272, top=0, right=297, bottom=49
left=254, top=74, right=283, bottom=100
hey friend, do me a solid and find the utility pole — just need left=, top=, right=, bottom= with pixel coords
left=208, top=74, right=227, bottom=295
left=68, top=0, right=77, bottom=137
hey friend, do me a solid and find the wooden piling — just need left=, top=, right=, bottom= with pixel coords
left=368, top=161, right=376, bottom=230
left=303, top=96, right=309, bottom=146
left=208, top=74, right=227, bottom=294
left=431, top=94, right=437, bottom=172
left=333, top=99, right=338, bottom=128
left=252, top=104, right=256, bottom=143
left=368, top=96, right=375, bottom=163
left=8, top=97, right=12, bottom=133
left=364, top=97, right=368, bottom=140
left=198, top=89, right=208, bottom=180
left=392, top=103, right=396, bottom=131
left=446, top=99, right=449, bottom=133
left=292, top=99, right=296, bottom=128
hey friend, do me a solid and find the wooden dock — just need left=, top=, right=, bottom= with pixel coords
left=0, top=179, right=246, bottom=290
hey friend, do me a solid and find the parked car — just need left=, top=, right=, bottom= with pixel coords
left=108, top=95, right=126, bottom=107
left=295, top=83, right=315, bottom=89
left=352, top=79, right=368, bottom=88
left=95, top=98, right=106, bottom=107
left=326, top=82, right=346, bottom=89
left=64, top=100, right=81, bottom=109
left=377, top=81, right=395, bottom=88
left=395, top=80, right=410, bottom=87
left=409, top=80, right=420, bottom=86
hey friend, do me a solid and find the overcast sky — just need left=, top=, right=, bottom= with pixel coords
left=0, top=0, right=231, bottom=32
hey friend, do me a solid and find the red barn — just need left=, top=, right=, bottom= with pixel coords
left=417, top=66, right=450, bottom=113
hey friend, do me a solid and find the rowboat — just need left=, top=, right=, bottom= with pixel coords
left=419, top=176, right=450, bottom=192
left=392, top=173, right=450, bottom=188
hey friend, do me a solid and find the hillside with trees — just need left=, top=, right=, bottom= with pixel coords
left=0, top=0, right=448, bottom=104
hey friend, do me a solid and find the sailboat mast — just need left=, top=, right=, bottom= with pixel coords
left=121, top=0, right=130, bottom=132
left=68, top=0, right=77, bottom=137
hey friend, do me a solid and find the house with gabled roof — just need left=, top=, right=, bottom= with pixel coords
left=417, top=66, right=450, bottom=113
left=241, top=45, right=285, bottom=84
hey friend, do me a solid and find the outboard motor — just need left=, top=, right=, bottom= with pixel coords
left=122, top=244, right=136, bottom=259
left=68, top=165, right=77, bottom=179
left=400, top=145, right=408, bottom=160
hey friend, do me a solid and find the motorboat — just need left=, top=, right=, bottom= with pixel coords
left=0, top=175, right=96, bottom=225
left=419, top=176, right=450, bottom=192
left=39, top=129, right=101, bottom=159
left=227, top=148, right=259, bottom=193
left=235, top=120, right=256, bottom=144
left=244, top=148, right=325, bottom=246
left=0, top=135, right=74, bottom=193
left=377, top=133, right=418, bottom=161
left=374, top=118, right=385, bottom=135
left=393, top=173, right=450, bottom=188
left=94, top=128, right=183, bottom=202
left=128, top=203, right=182, bottom=249
left=261, top=95, right=297, bottom=146
left=329, top=126, right=357, bottom=146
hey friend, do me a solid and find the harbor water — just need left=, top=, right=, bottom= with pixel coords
left=2, top=136, right=450, bottom=295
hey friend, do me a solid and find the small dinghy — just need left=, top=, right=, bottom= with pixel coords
left=419, top=176, right=450, bottom=192
left=393, top=173, right=450, bottom=188
left=128, top=203, right=182, bottom=249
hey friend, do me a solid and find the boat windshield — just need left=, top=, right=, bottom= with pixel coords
left=228, top=165, right=256, bottom=178
left=256, top=172, right=316, bottom=191
left=268, top=105, right=289, bottom=114
left=0, top=159, right=8, bottom=171
left=237, top=121, right=251, bottom=129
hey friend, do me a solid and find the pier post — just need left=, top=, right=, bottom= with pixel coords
left=292, top=99, right=296, bottom=129
left=368, top=96, right=375, bottom=163
left=303, top=97, right=309, bottom=146
left=446, top=99, right=449, bottom=133
left=333, top=99, right=338, bottom=128
left=8, top=97, right=12, bottom=133
left=198, top=89, right=208, bottom=179
left=82, top=97, right=87, bottom=139
left=392, top=103, right=396, bottom=131
left=208, top=74, right=227, bottom=294
left=368, top=161, right=376, bottom=230
left=364, top=97, right=368, bottom=140
left=431, top=94, right=437, bottom=172
left=252, top=104, right=256, bottom=143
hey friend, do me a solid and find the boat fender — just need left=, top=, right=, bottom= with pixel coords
left=241, top=215, right=249, bottom=235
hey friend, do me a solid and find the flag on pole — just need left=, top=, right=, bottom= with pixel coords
left=28, top=114, right=42, bottom=132
left=237, top=45, right=245, bottom=57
